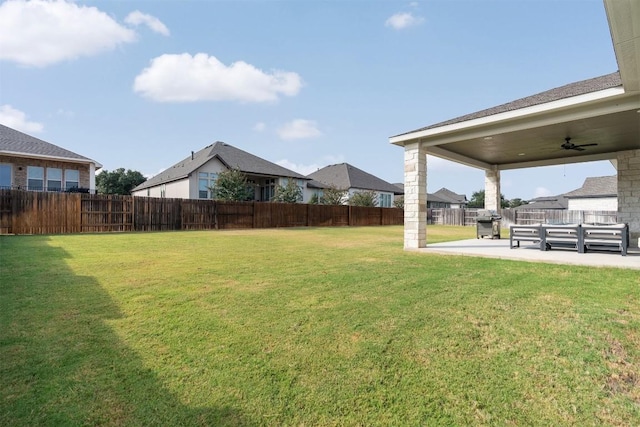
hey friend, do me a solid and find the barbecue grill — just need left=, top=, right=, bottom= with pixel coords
left=476, top=210, right=501, bottom=239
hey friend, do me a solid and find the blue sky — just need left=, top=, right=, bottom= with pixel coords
left=0, top=0, right=618, bottom=200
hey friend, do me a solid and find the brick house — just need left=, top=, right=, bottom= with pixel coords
left=0, top=124, right=102, bottom=193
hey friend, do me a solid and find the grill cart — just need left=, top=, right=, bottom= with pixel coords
left=476, top=210, right=501, bottom=239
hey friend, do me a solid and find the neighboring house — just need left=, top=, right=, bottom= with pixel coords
left=131, top=141, right=311, bottom=202
left=428, top=187, right=468, bottom=208
left=515, top=195, right=568, bottom=210
left=0, top=124, right=101, bottom=193
left=307, top=163, right=403, bottom=207
left=563, top=175, right=617, bottom=211
left=393, top=183, right=467, bottom=208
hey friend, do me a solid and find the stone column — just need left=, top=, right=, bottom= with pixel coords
left=617, top=149, right=640, bottom=248
left=484, top=167, right=501, bottom=211
left=404, top=143, right=427, bottom=249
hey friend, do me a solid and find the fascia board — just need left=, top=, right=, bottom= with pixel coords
left=0, top=150, right=102, bottom=168
left=390, top=88, right=630, bottom=146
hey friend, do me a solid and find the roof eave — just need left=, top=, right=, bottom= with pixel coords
left=390, top=87, right=627, bottom=146
left=0, top=150, right=102, bottom=168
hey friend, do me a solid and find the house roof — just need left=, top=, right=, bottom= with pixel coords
left=431, top=187, right=467, bottom=204
left=394, top=72, right=623, bottom=137
left=0, top=123, right=101, bottom=167
left=133, top=141, right=307, bottom=191
left=307, top=163, right=403, bottom=195
left=563, top=175, right=617, bottom=199
left=515, top=194, right=568, bottom=210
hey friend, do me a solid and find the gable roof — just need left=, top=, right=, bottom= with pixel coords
left=134, top=141, right=307, bottom=191
left=0, top=124, right=101, bottom=167
left=307, top=163, right=403, bottom=195
left=563, top=175, right=617, bottom=198
left=432, top=187, right=467, bottom=204
left=515, top=194, right=568, bottom=210
left=393, top=72, right=622, bottom=137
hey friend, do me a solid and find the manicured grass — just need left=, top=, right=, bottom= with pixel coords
left=1, top=226, right=639, bottom=426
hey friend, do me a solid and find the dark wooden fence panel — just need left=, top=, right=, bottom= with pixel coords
left=216, top=201, right=254, bottom=229
left=0, top=190, right=403, bottom=235
left=181, top=199, right=217, bottom=230
left=308, top=204, right=349, bottom=226
left=82, top=195, right=133, bottom=232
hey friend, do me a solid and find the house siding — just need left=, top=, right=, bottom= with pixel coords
left=0, top=155, right=91, bottom=191
left=568, top=197, right=617, bottom=211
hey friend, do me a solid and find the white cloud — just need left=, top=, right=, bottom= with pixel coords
left=0, top=0, right=136, bottom=67
left=534, top=187, right=553, bottom=198
left=0, top=105, right=43, bottom=133
left=253, top=122, right=266, bottom=132
left=125, top=11, right=170, bottom=36
left=277, top=119, right=321, bottom=141
left=385, top=12, right=424, bottom=30
left=133, top=53, right=303, bottom=103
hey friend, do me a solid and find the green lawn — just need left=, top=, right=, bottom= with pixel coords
left=1, top=226, right=639, bottom=426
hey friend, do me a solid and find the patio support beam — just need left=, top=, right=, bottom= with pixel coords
left=617, top=149, right=640, bottom=248
left=404, top=142, right=427, bottom=249
left=484, top=167, right=501, bottom=211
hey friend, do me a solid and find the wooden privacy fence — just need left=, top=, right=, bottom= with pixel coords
left=0, top=190, right=404, bottom=235
left=429, top=208, right=619, bottom=226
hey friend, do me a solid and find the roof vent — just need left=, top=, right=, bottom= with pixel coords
left=191, top=151, right=194, bottom=160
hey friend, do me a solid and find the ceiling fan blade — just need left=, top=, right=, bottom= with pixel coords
left=576, top=143, right=598, bottom=148
left=573, top=146, right=585, bottom=151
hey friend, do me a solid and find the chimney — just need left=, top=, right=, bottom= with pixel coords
left=191, top=151, right=194, bottom=160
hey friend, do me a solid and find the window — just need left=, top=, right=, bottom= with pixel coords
left=198, top=172, right=218, bottom=199
left=65, top=169, right=79, bottom=190
left=260, top=178, right=276, bottom=201
left=0, top=164, right=11, bottom=189
left=47, top=168, right=62, bottom=191
left=160, top=184, right=166, bottom=198
left=27, top=166, right=44, bottom=191
left=379, top=193, right=392, bottom=208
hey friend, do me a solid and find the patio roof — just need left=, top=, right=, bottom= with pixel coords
left=390, top=0, right=640, bottom=172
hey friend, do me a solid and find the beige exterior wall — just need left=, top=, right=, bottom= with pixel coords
left=567, top=197, right=618, bottom=211
left=0, top=154, right=93, bottom=192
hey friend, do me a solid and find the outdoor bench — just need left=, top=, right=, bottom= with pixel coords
left=542, top=224, right=583, bottom=253
left=509, top=223, right=630, bottom=256
left=509, top=224, right=544, bottom=250
left=582, top=223, right=629, bottom=256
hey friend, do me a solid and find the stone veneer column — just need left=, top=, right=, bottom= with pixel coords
left=484, top=167, right=501, bottom=211
left=617, top=149, right=640, bottom=248
left=404, top=143, right=427, bottom=249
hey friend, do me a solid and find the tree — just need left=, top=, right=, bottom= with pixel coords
left=96, top=168, right=146, bottom=195
left=508, top=198, right=529, bottom=208
left=308, top=193, right=320, bottom=204
left=467, top=190, right=508, bottom=208
left=271, top=178, right=302, bottom=203
left=349, top=190, right=377, bottom=207
left=321, top=186, right=347, bottom=205
left=210, top=168, right=254, bottom=201
left=393, top=196, right=404, bottom=209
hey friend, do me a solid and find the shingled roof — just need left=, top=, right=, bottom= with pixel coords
left=563, top=175, right=617, bottom=198
left=394, top=71, right=622, bottom=137
left=431, top=187, right=467, bottom=204
left=307, top=163, right=403, bottom=194
left=0, top=123, right=101, bottom=166
left=516, top=194, right=568, bottom=210
left=134, top=141, right=307, bottom=191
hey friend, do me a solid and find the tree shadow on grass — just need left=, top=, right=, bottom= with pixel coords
left=0, top=235, right=252, bottom=426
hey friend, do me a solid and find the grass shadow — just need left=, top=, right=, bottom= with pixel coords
left=0, top=235, right=252, bottom=426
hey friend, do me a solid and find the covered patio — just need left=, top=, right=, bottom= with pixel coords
left=391, top=0, right=640, bottom=252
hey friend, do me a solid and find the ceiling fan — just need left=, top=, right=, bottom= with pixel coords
left=560, top=137, right=598, bottom=152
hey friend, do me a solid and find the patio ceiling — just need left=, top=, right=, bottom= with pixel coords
left=390, top=0, right=640, bottom=172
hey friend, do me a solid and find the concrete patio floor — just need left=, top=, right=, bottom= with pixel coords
left=415, top=238, right=640, bottom=270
